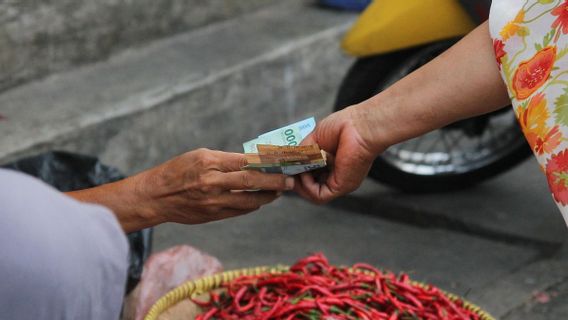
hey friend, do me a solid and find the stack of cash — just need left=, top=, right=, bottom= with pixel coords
left=243, top=144, right=327, bottom=175
left=242, top=117, right=327, bottom=175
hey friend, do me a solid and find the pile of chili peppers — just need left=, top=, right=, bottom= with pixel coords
left=194, top=253, right=480, bottom=320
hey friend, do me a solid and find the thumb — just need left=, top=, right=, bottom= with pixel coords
left=300, top=133, right=315, bottom=146
left=309, top=116, right=341, bottom=154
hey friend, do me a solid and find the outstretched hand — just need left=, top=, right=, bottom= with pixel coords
left=135, top=149, right=294, bottom=225
left=68, top=148, right=294, bottom=232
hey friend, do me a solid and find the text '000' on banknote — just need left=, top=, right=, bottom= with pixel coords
left=242, top=117, right=316, bottom=153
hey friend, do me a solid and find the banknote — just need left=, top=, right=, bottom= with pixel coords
left=242, top=144, right=326, bottom=175
left=242, top=118, right=325, bottom=175
left=242, top=117, right=316, bottom=153
left=245, top=162, right=326, bottom=175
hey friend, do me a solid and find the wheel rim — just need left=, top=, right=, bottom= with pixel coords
left=377, top=41, right=526, bottom=177
left=381, top=112, right=526, bottom=175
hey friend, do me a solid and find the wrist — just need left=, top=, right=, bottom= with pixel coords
left=349, top=91, right=399, bottom=154
left=67, top=173, right=165, bottom=232
left=127, top=171, right=166, bottom=229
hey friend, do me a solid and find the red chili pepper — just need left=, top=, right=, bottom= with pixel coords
left=194, top=253, right=479, bottom=320
left=196, top=307, right=217, bottom=320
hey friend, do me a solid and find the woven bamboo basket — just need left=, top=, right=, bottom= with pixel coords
left=144, top=265, right=495, bottom=320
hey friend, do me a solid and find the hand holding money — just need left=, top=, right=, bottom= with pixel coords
left=294, top=107, right=380, bottom=204
left=242, top=117, right=327, bottom=175
left=69, top=149, right=293, bottom=232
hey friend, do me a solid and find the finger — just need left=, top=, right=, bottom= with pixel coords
left=293, top=150, right=337, bottom=203
left=217, top=190, right=280, bottom=210
left=293, top=175, right=311, bottom=199
left=322, top=135, right=372, bottom=199
left=294, top=172, right=315, bottom=200
left=299, top=133, right=315, bottom=146
left=303, top=116, right=341, bottom=154
left=212, top=151, right=248, bottom=172
left=297, top=171, right=334, bottom=204
left=211, top=170, right=294, bottom=191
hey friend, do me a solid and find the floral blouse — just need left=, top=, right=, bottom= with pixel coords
left=490, top=0, right=568, bottom=225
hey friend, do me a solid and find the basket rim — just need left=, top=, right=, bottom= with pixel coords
left=144, top=265, right=495, bottom=320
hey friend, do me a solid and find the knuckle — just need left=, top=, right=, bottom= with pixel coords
left=198, top=183, right=213, bottom=194
left=237, top=155, right=248, bottom=170
left=240, top=172, right=255, bottom=189
left=194, top=148, right=216, bottom=166
left=189, top=174, right=218, bottom=195
left=189, top=148, right=207, bottom=160
left=195, top=147, right=211, bottom=154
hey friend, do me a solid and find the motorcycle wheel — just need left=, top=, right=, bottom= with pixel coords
left=334, top=39, right=532, bottom=192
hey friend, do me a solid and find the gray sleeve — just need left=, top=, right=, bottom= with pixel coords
left=0, top=169, right=129, bottom=320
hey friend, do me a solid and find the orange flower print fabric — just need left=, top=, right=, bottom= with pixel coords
left=512, top=46, right=556, bottom=99
left=490, top=1, right=568, bottom=222
left=517, top=93, right=562, bottom=155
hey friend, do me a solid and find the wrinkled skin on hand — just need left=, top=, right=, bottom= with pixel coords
left=295, top=106, right=381, bottom=204
left=135, top=148, right=294, bottom=225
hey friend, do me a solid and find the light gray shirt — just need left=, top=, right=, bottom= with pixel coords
left=0, top=169, right=128, bottom=319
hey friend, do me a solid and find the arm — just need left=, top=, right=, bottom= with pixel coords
left=359, top=22, right=509, bottom=148
left=296, top=22, right=510, bottom=203
left=67, top=149, right=294, bottom=233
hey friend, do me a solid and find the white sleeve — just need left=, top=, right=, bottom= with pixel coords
left=0, top=169, right=129, bottom=320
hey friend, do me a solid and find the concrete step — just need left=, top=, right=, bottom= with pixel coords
left=0, top=0, right=355, bottom=174
left=0, top=0, right=279, bottom=91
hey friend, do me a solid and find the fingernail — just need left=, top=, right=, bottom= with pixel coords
left=285, top=177, right=294, bottom=190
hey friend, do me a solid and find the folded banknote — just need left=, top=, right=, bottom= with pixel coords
left=243, top=117, right=316, bottom=153
left=243, top=144, right=327, bottom=175
left=242, top=117, right=326, bottom=175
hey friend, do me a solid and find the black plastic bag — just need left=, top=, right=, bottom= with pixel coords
left=2, top=151, right=152, bottom=294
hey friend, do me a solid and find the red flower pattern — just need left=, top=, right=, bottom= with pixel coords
left=546, top=150, right=568, bottom=206
left=552, top=1, right=568, bottom=34
left=512, top=46, right=556, bottom=100
left=493, top=39, right=506, bottom=68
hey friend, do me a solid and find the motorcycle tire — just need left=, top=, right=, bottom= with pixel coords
left=334, top=40, right=532, bottom=192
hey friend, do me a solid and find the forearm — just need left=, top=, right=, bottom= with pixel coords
left=356, top=22, right=510, bottom=151
left=66, top=176, right=162, bottom=233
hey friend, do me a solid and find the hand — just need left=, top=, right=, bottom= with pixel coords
left=294, top=105, right=381, bottom=204
left=68, top=148, right=294, bottom=232
left=134, top=149, right=294, bottom=225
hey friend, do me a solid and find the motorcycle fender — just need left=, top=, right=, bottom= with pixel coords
left=342, top=0, right=476, bottom=57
